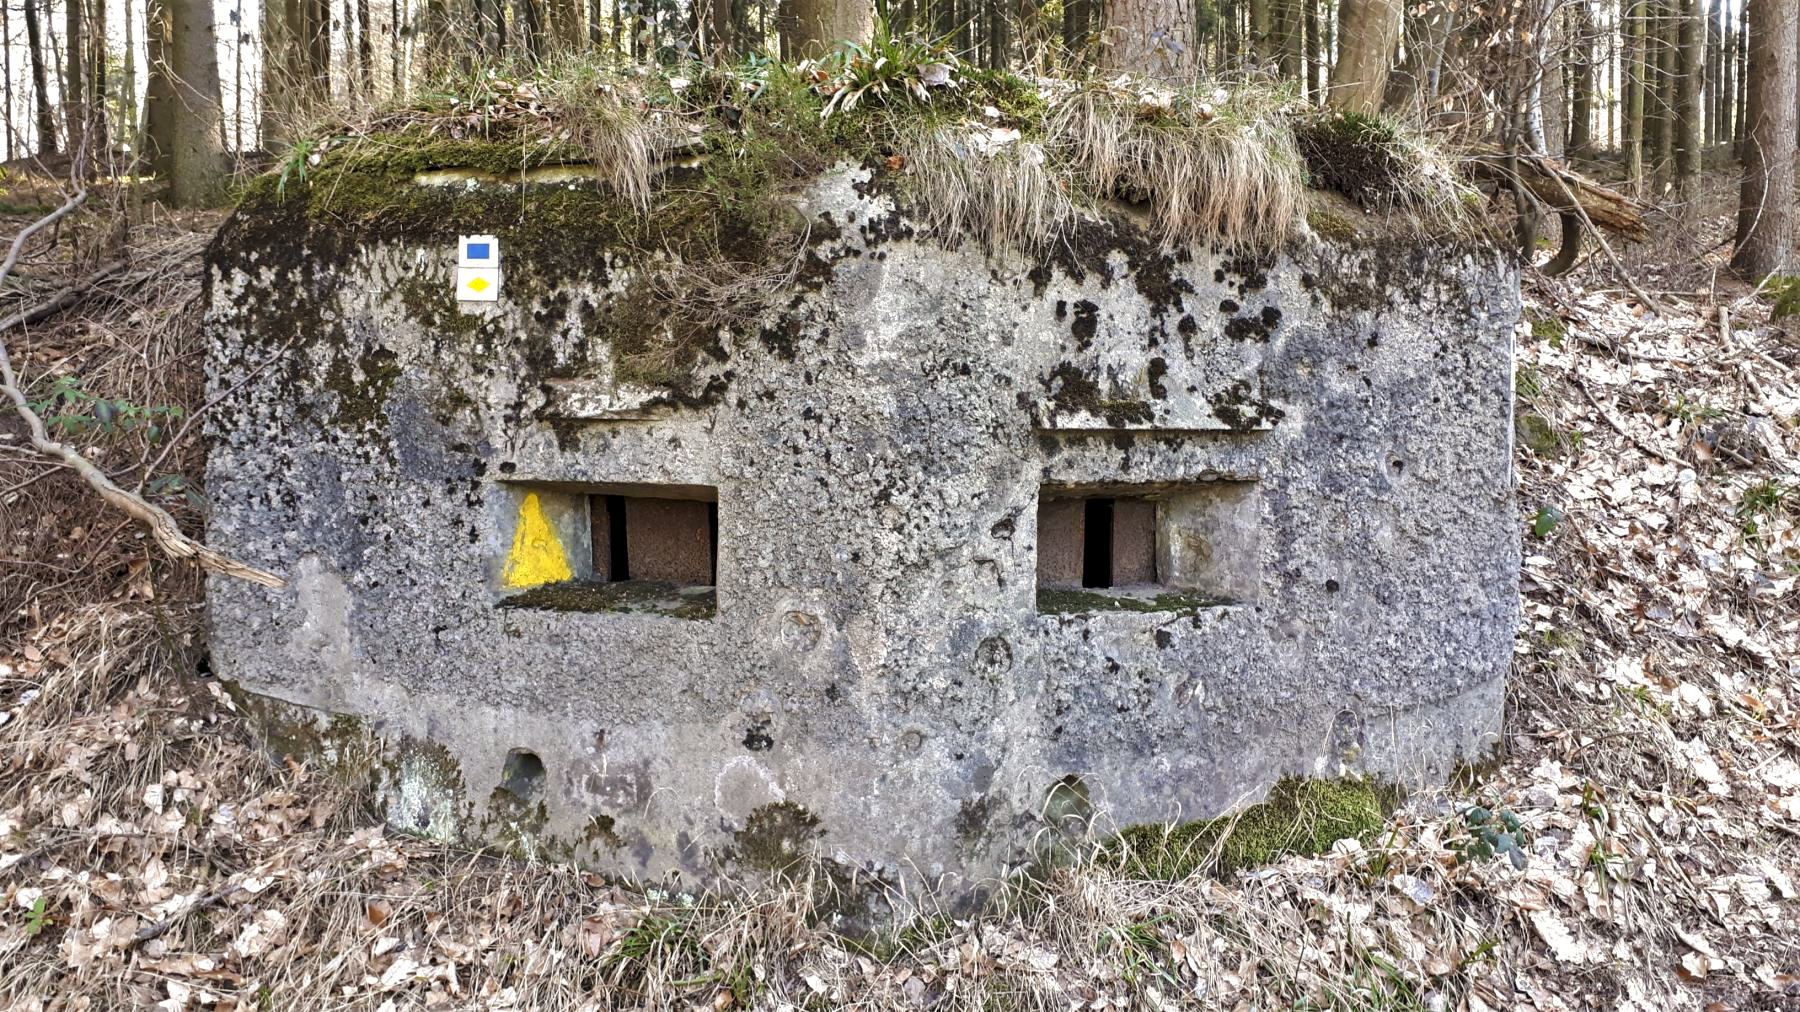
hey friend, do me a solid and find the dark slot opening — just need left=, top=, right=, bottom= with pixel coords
left=707, top=501, right=719, bottom=586
left=605, top=495, right=630, bottom=581
left=1082, top=498, right=1113, bottom=588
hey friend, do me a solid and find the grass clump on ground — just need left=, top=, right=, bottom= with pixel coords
left=1104, top=777, right=1401, bottom=880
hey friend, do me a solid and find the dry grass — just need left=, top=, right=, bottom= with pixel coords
left=1046, top=81, right=1305, bottom=248
left=903, top=130, right=1074, bottom=251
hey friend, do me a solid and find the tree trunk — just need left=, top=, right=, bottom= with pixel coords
left=787, top=0, right=870, bottom=53
left=91, top=0, right=109, bottom=164
left=121, top=0, right=137, bottom=161
left=1731, top=0, right=1796, bottom=275
left=1246, top=0, right=1268, bottom=64
left=25, top=0, right=57, bottom=156
left=1304, top=0, right=1320, bottom=100
left=2, top=0, right=13, bottom=159
left=1098, top=0, right=1198, bottom=73
left=1276, top=0, right=1301, bottom=77
left=144, top=0, right=175, bottom=176
left=1641, top=0, right=1668, bottom=179
left=170, top=0, right=229, bottom=207
left=64, top=0, right=85, bottom=164
left=303, top=0, right=331, bottom=107
left=1066, top=0, right=1094, bottom=58
left=1625, top=0, right=1646, bottom=185
left=1328, top=0, right=1402, bottom=113
left=1569, top=0, right=1595, bottom=155
left=711, top=0, right=733, bottom=54
left=1705, top=0, right=1721, bottom=145
left=1539, top=0, right=1566, bottom=157
left=357, top=0, right=374, bottom=90
left=1671, top=0, right=1699, bottom=184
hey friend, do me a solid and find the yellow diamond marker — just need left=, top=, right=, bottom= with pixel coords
left=456, top=266, right=500, bottom=302
left=503, top=492, right=573, bottom=588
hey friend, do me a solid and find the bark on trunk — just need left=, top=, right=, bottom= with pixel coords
left=63, top=0, right=84, bottom=163
left=787, top=0, right=871, bottom=53
left=1098, top=0, right=1198, bottom=74
left=1328, top=0, right=1402, bottom=113
left=170, top=0, right=228, bottom=207
left=1672, top=0, right=1700, bottom=184
left=144, top=0, right=175, bottom=176
left=25, top=0, right=57, bottom=156
left=1569, top=0, right=1595, bottom=154
left=1625, top=0, right=1646, bottom=185
left=1731, top=0, right=1797, bottom=275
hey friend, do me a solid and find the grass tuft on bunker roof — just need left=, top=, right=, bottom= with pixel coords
left=249, top=36, right=1481, bottom=254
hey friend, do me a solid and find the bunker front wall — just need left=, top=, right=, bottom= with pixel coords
left=204, top=166, right=1520, bottom=903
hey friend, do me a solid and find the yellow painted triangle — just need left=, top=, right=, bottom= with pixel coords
left=468, top=276, right=491, bottom=293
left=503, top=492, right=573, bottom=588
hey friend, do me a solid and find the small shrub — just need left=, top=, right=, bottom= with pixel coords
left=1446, top=804, right=1529, bottom=869
left=1764, top=274, right=1800, bottom=319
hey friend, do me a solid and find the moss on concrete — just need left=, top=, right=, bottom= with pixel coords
left=1306, top=209, right=1359, bottom=243
left=498, top=579, right=716, bottom=619
left=1107, top=777, right=1400, bottom=879
left=732, top=801, right=824, bottom=873
left=1036, top=588, right=1230, bottom=615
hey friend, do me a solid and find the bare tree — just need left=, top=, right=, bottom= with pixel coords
left=1731, top=0, right=1796, bottom=275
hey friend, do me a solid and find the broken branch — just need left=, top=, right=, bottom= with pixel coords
left=0, top=190, right=285, bottom=589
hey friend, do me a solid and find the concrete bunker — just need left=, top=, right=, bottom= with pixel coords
left=203, top=129, right=1520, bottom=913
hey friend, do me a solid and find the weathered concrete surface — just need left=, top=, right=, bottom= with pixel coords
left=204, top=165, right=1520, bottom=916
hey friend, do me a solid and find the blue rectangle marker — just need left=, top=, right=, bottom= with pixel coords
left=466, top=242, right=490, bottom=260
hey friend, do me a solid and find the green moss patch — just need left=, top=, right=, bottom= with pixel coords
left=1036, top=587, right=1230, bottom=615
left=499, top=579, right=716, bottom=619
left=1515, top=412, right=1564, bottom=458
left=1527, top=313, right=1567, bottom=345
left=1107, top=777, right=1400, bottom=879
left=1306, top=209, right=1359, bottom=242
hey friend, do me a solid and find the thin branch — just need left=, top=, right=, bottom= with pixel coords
left=0, top=190, right=284, bottom=589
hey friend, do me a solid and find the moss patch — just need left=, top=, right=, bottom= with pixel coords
left=498, top=579, right=716, bottom=619
left=1043, top=363, right=1154, bottom=426
left=1527, top=313, right=1567, bottom=346
left=1515, top=412, right=1563, bottom=458
left=1306, top=209, right=1359, bottom=243
left=1036, top=587, right=1230, bottom=615
left=731, top=801, right=824, bottom=874
left=1294, top=111, right=1409, bottom=207
left=1107, top=777, right=1400, bottom=879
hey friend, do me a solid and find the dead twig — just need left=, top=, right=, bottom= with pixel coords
left=1540, top=166, right=1663, bottom=316
left=0, top=190, right=285, bottom=589
left=131, top=881, right=238, bottom=946
left=1572, top=375, right=1687, bottom=468
left=0, top=259, right=128, bottom=333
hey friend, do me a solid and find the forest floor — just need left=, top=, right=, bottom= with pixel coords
left=1, top=166, right=1798, bottom=1011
